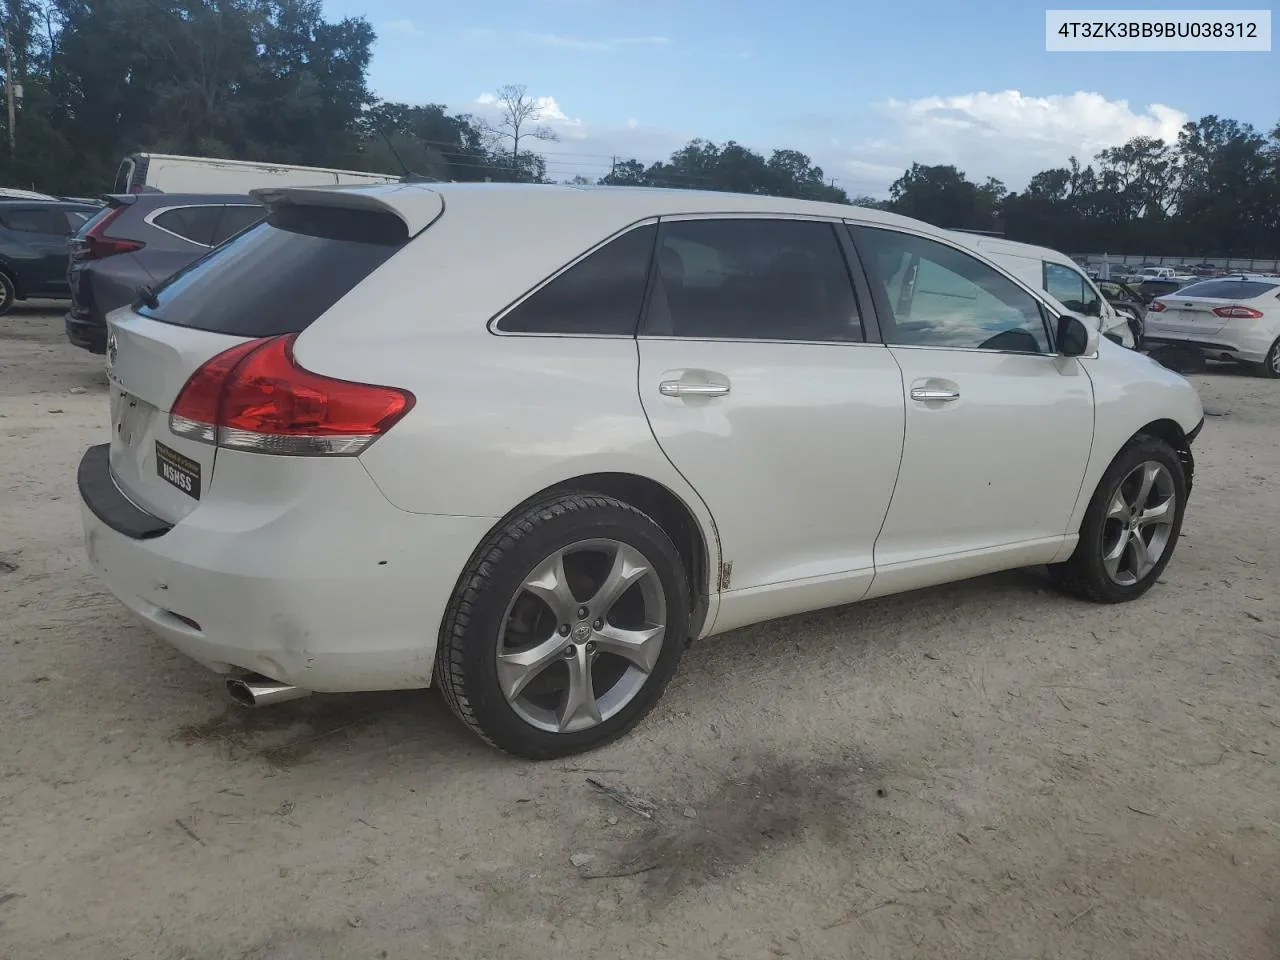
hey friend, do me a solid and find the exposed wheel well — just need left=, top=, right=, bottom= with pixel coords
left=1134, top=418, right=1194, bottom=489
left=536, top=472, right=713, bottom=637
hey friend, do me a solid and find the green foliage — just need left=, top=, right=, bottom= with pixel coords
left=599, top=139, right=849, bottom=203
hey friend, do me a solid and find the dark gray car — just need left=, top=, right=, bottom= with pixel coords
left=65, top=192, right=263, bottom=353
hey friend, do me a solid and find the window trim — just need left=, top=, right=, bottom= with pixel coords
left=487, top=217, right=660, bottom=339
left=636, top=214, right=875, bottom=347
left=143, top=203, right=230, bottom=247
left=846, top=222, right=1068, bottom=357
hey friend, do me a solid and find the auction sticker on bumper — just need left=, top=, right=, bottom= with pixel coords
left=155, top=441, right=201, bottom=499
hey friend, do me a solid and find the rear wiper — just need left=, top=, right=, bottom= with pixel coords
left=135, top=284, right=159, bottom=310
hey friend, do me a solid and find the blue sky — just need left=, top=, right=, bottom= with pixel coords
left=321, top=0, right=1277, bottom=194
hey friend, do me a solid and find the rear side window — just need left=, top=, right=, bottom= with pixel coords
left=65, top=211, right=91, bottom=231
left=2, top=208, right=72, bottom=235
left=1175, top=279, right=1279, bottom=300
left=211, top=204, right=264, bottom=246
left=138, top=204, right=408, bottom=336
left=643, top=219, right=863, bottom=341
left=497, top=223, right=656, bottom=335
left=152, top=205, right=223, bottom=246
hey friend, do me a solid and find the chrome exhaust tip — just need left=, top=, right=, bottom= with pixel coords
left=226, top=674, right=311, bottom=707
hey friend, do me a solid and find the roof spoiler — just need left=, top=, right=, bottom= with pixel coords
left=250, top=183, right=444, bottom=236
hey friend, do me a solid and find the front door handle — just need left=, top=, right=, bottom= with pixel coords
left=659, top=381, right=730, bottom=398
left=910, top=386, right=960, bottom=402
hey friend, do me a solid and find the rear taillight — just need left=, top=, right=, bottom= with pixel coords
left=1212, top=305, right=1264, bottom=319
left=1148, top=301, right=1166, bottom=312
left=74, top=205, right=145, bottom=260
left=169, top=335, right=414, bottom=456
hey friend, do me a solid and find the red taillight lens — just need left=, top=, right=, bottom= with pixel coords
left=84, top=234, right=144, bottom=259
left=169, top=335, right=414, bottom=456
left=1212, top=305, right=1264, bottom=319
left=168, top=338, right=267, bottom=443
left=1148, top=301, right=1166, bottom=312
left=74, top=205, right=145, bottom=260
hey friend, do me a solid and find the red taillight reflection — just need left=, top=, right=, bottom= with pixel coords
left=169, top=335, right=414, bottom=456
left=1148, top=301, right=1166, bottom=312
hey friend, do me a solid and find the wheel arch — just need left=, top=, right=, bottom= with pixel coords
left=470, top=471, right=717, bottom=641
left=1133, top=417, right=1195, bottom=490
left=0, top=259, right=19, bottom=298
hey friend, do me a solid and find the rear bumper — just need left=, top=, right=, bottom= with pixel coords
left=1143, top=331, right=1271, bottom=364
left=77, top=443, right=495, bottom=693
left=65, top=311, right=107, bottom=353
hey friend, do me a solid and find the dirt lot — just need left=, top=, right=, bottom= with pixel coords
left=0, top=306, right=1277, bottom=960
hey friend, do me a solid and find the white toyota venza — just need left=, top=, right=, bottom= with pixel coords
left=79, top=183, right=1205, bottom=758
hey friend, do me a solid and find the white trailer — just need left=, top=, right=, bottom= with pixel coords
left=112, top=153, right=396, bottom=195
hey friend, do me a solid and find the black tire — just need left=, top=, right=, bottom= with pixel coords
left=1049, top=435, right=1188, bottom=604
left=436, top=492, right=690, bottom=759
left=1259, top=337, right=1280, bottom=379
left=0, top=272, right=15, bottom=317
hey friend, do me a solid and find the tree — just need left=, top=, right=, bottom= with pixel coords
left=888, top=164, right=988, bottom=230
left=485, top=83, right=558, bottom=182
left=598, top=141, right=849, bottom=204
left=600, top=158, right=646, bottom=186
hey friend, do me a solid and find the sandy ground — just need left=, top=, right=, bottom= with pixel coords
left=0, top=306, right=1277, bottom=960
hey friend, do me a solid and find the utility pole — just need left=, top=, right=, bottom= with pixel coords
left=4, top=25, right=14, bottom=160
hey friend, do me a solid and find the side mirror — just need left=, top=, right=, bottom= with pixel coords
left=1056, top=313, right=1099, bottom=357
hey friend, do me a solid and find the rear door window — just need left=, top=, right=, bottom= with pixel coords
left=138, top=204, right=408, bottom=337
left=210, top=204, right=265, bottom=246
left=497, top=223, right=656, bottom=335
left=151, top=205, right=223, bottom=246
left=643, top=218, right=863, bottom=341
left=2, top=208, right=73, bottom=235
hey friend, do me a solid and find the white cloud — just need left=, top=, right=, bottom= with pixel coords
left=852, top=90, right=1189, bottom=192
left=467, top=92, right=688, bottom=180
left=460, top=88, right=1189, bottom=198
left=383, top=19, right=421, bottom=38
left=525, top=32, right=671, bottom=52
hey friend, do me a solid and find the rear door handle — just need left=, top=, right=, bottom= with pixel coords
left=910, top=386, right=960, bottom=402
left=659, top=381, right=730, bottom=398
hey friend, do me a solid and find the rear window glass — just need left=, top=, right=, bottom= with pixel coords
left=152, top=205, right=223, bottom=246
left=138, top=204, right=408, bottom=336
left=76, top=203, right=122, bottom=239
left=1172, top=279, right=1279, bottom=300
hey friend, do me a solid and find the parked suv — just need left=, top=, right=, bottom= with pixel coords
left=65, top=193, right=263, bottom=352
left=78, top=182, right=1203, bottom=759
left=0, top=199, right=99, bottom=315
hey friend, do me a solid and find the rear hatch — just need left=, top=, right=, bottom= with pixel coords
left=67, top=195, right=139, bottom=315
left=104, top=197, right=426, bottom=523
left=1150, top=279, right=1280, bottom=338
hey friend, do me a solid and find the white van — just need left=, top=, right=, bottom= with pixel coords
left=112, top=153, right=396, bottom=195
left=949, top=233, right=1139, bottom=348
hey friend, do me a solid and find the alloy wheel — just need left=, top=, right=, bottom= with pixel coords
left=1100, top=461, right=1177, bottom=586
left=496, top=539, right=667, bottom=734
